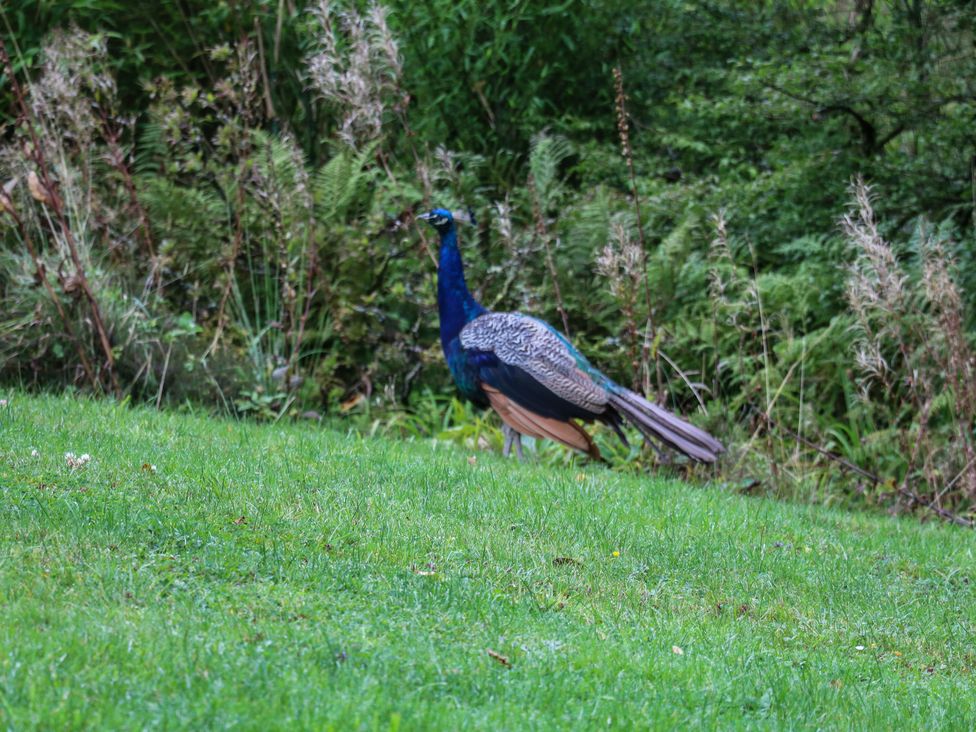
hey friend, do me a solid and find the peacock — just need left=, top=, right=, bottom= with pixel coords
left=418, top=207, right=724, bottom=463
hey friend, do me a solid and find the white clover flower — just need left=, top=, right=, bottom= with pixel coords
left=65, top=452, right=92, bottom=469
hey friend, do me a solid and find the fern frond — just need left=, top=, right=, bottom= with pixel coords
left=313, top=140, right=378, bottom=224
left=134, top=121, right=168, bottom=176
left=529, top=132, right=573, bottom=211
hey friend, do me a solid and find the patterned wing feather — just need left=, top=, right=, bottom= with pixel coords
left=460, top=313, right=609, bottom=414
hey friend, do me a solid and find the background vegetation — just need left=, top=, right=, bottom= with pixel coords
left=1, top=0, right=974, bottom=522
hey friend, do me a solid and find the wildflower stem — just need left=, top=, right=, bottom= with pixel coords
left=613, top=66, right=661, bottom=400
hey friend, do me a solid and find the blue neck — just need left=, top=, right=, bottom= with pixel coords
left=437, top=225, right=485, bottom=351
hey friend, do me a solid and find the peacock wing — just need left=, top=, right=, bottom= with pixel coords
left=460, top=312, right=609, bottom=420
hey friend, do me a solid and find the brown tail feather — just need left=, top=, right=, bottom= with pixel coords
left=483, top=385, right=601, bottom=459
left=608, top=387, right=724, bottom=463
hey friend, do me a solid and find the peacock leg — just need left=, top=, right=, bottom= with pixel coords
left=513, top=431, right=524, bottom=461
left=501, top=423, right=525, bottom=461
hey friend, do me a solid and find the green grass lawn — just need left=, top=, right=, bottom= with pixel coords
left=1, top=392, right=975, bottom=730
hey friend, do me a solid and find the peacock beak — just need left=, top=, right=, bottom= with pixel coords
left=417, top=211, right=434, bottom=221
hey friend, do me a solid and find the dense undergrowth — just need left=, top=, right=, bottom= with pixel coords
left=1, top=1, right=974, bottom=522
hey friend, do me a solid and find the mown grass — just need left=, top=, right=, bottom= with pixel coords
left=1, top=391, right=974, bottom=730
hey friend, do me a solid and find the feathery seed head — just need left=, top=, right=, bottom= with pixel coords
left=307, top=0, right=403, bottom=149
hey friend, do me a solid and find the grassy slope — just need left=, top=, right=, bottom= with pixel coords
left=0, top=393, right=974, bottom=730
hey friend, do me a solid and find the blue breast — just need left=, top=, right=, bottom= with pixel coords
left=436, top=221, right=489, bottom=405
left=445, top=339, right=492, bottom=406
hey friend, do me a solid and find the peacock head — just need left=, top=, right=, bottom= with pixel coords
left=418, top=207, right=475, bottom=234
left=418, top=208, right=454, bottom=233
